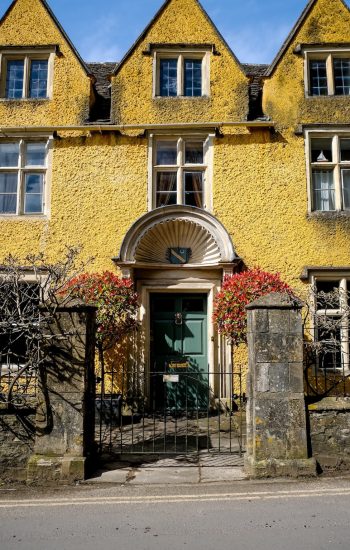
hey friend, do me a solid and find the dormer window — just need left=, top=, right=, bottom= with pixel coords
left=302, top=46, right=350, bottom=97
left=154, top=48, right=210, bottom=98
left=0, top=48, right=54, bottom=100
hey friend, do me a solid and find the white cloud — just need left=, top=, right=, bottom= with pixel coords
left=78, top=15, right=123, bottom=62
left=226, top=23, right=291, bottom=64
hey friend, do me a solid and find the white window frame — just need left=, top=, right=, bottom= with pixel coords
left=310, top=273, right=350, bottom=373
left=303, top=47, right=350, bottom=97
left=305, top=129, right=350, bottom=213
left=148, top=133, right=214, bottom=211
left=153, top=50, right=210, bottom=98
left=0, top=49, right=55, bottom=100
left=0, top=136, right=53, bottom=218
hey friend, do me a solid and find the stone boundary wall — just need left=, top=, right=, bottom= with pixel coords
left=309, top=398, right=350, bottom=472
left=0, top=411, right=36, bottom=482
left=0, top=304, right=96, bottom=485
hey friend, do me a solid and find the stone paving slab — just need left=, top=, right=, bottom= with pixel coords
left=200, top=467, right=246, bottom=483
left=87, top=469, right=131, bottom=484
left=128, top=467, right=200, bottom=485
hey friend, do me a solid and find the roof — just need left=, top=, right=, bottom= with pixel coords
left=86, top=61, right=268, bottom=123
left=87, top=62, right=116, bottom=122
left=242, top=63, right=268, bottom=121
left=112, top=0, right=246, bottom=78
left=266, top=0, right=350, bottom=77
left=0, top=0, right=91, bottom=76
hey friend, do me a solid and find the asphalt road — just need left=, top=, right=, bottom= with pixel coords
left=0, top=478, right=350, bottom=550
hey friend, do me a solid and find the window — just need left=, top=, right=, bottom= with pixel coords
left=0, top=140, right=49, bottom=215
left=306, top=50, right=350, bottom=96
left=313, top=276, right=350, bottom=373
left=151, top=137, right=212, bottom=209
left=1, top=51, right=53, bottom=100
left=307, top=133, right=350, bottom=212
left=155, top=52, right=209, bottom=97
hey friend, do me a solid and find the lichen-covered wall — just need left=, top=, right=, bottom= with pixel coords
left=0, top=133, right=148, bottom=270
left=0, top=0, right=91, bottom=126
left=0, top=412, right=35, bottom=482
left=263, top=0, right=350, bottom=128
left=309, top=398, right=350, bottom=471
left=213, top=127, right=350, bottom=292
left=111, top=0, right=248, bottom=125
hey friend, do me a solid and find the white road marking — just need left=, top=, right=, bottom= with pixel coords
left=1, top=487, right=350, bottom=508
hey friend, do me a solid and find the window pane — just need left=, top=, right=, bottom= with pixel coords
left=24, top=174, right=43, bottom=214
left=156, top=172, right=177, bottom=207
left=185, top=142, right=204, bottom=164
left=184, top=172, right=203, bottom=208
left=0, top=173, right=17, bottom=214
left=312, top=170, right=335, bottom=211
left=156, top=142, right=177, bottom=165
left=25, top=143, right=46, bottom=166
left=0, top=143, right=19, bottom=167
left=340, top=139, right=350, bottom=162
left=0, top=173, right=18, bottom=193
left=317, top=319, right=342, bottom=371
left=311, top=138, right=333, bottom=163
left=159, top=59, right=177, bottom=97
left=309, top=60, right=328, bottom=96
left=5, top=60, right=24, bottom=99
left=342, top=169, right=350, bottom=209
left=29, top=60, right=48, bottom=99
left=334, top=58, right=350, bottom=95
left=184, top=59, right=202, bottom=97
left=316, top=280, right=340, bottom=309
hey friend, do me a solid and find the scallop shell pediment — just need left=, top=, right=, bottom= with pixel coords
left=134, top=219, right=221, bottom=265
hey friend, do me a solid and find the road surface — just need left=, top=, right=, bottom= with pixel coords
left=0, top=478, right=349, bottom=549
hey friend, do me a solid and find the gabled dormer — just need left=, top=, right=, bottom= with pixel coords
left=0, top=0, right=93, bottom=126
left=110, top=0, right=249, bottom=125
left=263, top=0, right=350, bottom=128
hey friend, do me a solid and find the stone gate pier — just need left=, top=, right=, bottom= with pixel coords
left=244, top=292, right=316, bottom=478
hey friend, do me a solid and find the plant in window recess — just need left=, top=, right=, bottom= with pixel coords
left=0, top=246, right=89, bottom=408
left=303, top=282, right=350, bottom=395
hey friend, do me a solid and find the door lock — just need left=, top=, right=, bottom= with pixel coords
left=175, top=312, right=183, bottom=325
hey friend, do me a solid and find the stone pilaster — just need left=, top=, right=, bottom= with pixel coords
left=244, top=292, right=316, bottom=478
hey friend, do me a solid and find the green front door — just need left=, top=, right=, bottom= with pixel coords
left=150, top=293, right=208, bottom=411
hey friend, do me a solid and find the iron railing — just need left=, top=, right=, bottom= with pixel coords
left=95, top=364, right=246, bottom=457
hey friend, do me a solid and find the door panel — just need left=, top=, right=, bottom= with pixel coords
left=150, top=293, right=208, bottom=410
left=182, top=320, right=204, bottom=355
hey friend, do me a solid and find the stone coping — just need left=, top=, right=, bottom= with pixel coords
left=308, top=397, right=350, bottom=411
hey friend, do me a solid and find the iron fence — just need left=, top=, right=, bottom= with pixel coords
left=95, top=363, right=246, bottom=457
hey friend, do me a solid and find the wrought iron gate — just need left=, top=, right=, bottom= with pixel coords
left=95, top=362, right=246, bottom=458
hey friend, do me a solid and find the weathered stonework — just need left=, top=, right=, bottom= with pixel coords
left=0, top=411, right=35, bottom=482
left=0, top=303, right=96, bottom=485
left=309, top=398, right=350, bottom=471
left=27, top=305, right=96, bottom=485
left=244, top=292, right=316, bottom=478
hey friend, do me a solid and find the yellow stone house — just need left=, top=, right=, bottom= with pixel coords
left=0, top=0, right=350, bottom=406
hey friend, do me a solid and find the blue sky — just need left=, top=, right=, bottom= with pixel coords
left=0, top=0, right=348, bottom=64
